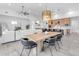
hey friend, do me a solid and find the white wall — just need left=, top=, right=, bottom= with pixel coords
left=0, top=14, right=43, bottom=32
left=0, top=15, right=30, bottom=31
left=70, top=17, right=79, bottom=33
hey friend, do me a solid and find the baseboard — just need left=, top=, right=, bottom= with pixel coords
left=1, top=40, right=20, bottom=44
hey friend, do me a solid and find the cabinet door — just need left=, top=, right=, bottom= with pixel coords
left=16, top=30, right=34, bottom=40
left=64, top=18, right=71, bottom=25
left=1, top=31, right=14, bottom=43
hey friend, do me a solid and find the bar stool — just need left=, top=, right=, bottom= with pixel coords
left=20, top=38, right=38, bottom=56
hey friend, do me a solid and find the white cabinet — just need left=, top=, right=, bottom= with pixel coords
left=16, top=29, right=42, bottom=40
left=1, top=31, right=14, bottom=43
left=0, top=29, right=42, bottom=43
left=16, top=30, right=33, bottom=40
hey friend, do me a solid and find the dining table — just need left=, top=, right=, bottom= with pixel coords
left=26, top=31, right=61, bottom=55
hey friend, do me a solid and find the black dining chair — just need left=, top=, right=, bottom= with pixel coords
left=54, top=29, right=64, bottom=35
left=43, top=37, right=57, bottom=56
left=53, top=29, right=57, bottom=32
left=47, top=29, right=52, bottom=32
left=20, top=38, right=38, bottom=56
left=60, top=30, right=64, bottom=35
left=56, top=34, right=63, bottom=48
left=42, top=28, right=47, bottom=32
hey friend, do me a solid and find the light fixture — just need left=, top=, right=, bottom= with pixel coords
left=11, top=21, right=17, bottom=25
left=36, top=20, right=40, bottom=24
left=42, top=9, right=51, bottom=21
left=19, top=5, right=29, bottom=16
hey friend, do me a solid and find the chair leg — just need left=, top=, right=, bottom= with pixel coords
left=54, top=45, right=57, bottom=51
left=28, top=48, right=32, bottom=56
left=20, top=47, right=24, bottom=56
left=60, top=41, right=63, bottom=46
left=57, top=41, right=60, bottom=49
left=49, top=46, right=53, bottom=56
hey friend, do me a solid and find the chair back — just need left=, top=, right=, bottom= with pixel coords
left=47, top=29, right=52, bottom=32
left=57, top=34, right=62, bottom=40
left=42, top=28, right=47, bottom=32
left=20, top=38, right=29, bottom=46
left=46, top=37, right=56, bottom=44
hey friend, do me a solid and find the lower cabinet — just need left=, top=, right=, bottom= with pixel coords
left=1, top=31, right=14, bottom=43
left=16, top=30, right=33, bottom=40
left=0, top=30, right=30, bottom=43
left=0, top=30, right=42, bottom=44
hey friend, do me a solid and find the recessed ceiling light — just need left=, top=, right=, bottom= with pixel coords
left=36, top=20, right=40, bottom=24
left=67, top=9, right=75, bottom=15
left=68, top=11, right=75, bottom=15
left=39, top=3, right=42, bottom=7
left=8, top=3, right=12, bottom=6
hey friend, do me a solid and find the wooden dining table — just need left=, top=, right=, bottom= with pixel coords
left=26, top=32, right=61, bottom=54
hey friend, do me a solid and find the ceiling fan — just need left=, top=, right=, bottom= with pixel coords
left=19, top=5, right=29, bottom=16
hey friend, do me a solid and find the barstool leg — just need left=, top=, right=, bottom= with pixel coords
left=28, top=49, right=32, bottom=56
left=49, top=46, right=53, bottom=56
left=20, top=47, right=24, bottom=56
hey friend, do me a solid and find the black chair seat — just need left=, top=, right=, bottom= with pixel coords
left=50, top=35, right=57, bottom=38
left=56, top=39, right=60, bottom=41
left=43, top=38, right=56, bottom=46
left=23, top=41, right=37, bottom=49
left=23, top=38, right=29, bottom=40
left=44, top=41, right=55, bottom=46
left=56, top=34, right=62, bottom=41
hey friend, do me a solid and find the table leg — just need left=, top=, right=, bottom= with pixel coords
left=36, top=40, right=44, bottom=55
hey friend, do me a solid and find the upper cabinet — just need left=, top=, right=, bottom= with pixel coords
left=64, top=18, right=71, bottom=25
left=48, top=18, right=71, bottom=27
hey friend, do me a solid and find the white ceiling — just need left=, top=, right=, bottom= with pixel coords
left=0, top=3, right=79, bottom=19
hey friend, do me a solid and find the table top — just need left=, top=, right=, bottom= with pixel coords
left=26, top=32, right=61, bottom=42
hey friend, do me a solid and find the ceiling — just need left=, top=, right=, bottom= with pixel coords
left=0, top=3, right=79, bottom=19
